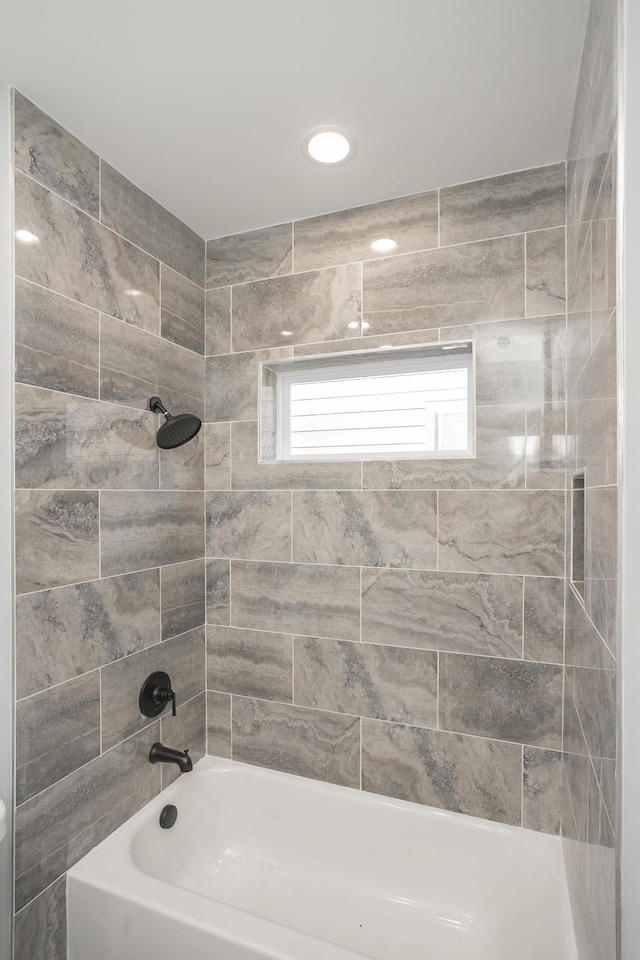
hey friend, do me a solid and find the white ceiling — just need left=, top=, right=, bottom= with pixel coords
left=0, top=0, right=590, bottom=239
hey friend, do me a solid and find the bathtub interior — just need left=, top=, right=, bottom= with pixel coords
left=117, top=757, right=576, bottom=960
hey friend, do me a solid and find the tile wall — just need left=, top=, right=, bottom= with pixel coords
left=203, top=162, right=570, bottom=835
left=562, top=0, right=619, bottom=957
left=12, top=93, right=206, bottom=959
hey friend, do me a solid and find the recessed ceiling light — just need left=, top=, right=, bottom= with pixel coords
left=361, top=321, right=370, bottom=331
left=280, top=330, right=293, bottom=337
left=15, top=229, right=39, bottom=244
left=302, top=126, right=356, bottom=165
left=124, top=289, right=143, bottom=297
left=441, top=343, right=465, bottom=350
left=370, top=238, right=397, bottom=253
left=347, top=321, right=360, bottom=330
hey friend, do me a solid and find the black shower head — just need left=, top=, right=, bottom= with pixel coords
left=149, top=397, right=202, bottom=449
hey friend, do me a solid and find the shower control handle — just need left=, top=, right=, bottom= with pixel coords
left=139, top=671, right=177, bottom=718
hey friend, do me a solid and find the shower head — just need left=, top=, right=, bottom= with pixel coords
left=149, top=397, right=202, bottom=449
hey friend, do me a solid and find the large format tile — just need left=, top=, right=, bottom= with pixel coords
left=526, top=227, right=567, bottom=318
left=100, top=491, right=204, bottom=576
left=523, top=577, right=565, bottom=663
left=231, top=560, right=360, bottom=640
left=363, top=405, right=526, bottom=490
left=207, top=691, right=231, bottom=758
left=207, top=491, right=291, bottom=561
left=439, top=653, right=563, bottom=749
left=15, top=277, right=99, bottom=398
left=232, top=697, right=360, bottom=787
left=16, top=490, right=99, bottom=594
left=16, top=671, right=100, bottom=804
left=205, top=423, right=231, bottom=490
left=14, top=875, right=67, bottom=960
left=293, top=191, right=438, bottom=272
left=206, top=223, right=292, bottom=287
left=15, top=568, right=160, bottom=699
left=207, top=626, right=292, bottom=702
left=161, top=559, right=205, bottom=640
left=160, top=692, right=206, bottom=787
left=16, top=173, right=159, bottom=334
left=205, top=287, right=231, bottom=356
left=363, top=235, right=524, bottom=335
left=160, top=430, right=204, bottom=491
left=160, top=265, right=205, bottom=354
left=232, top=264, right=361, bottom=352
left=15, top=92, right=99, bottom=217
left=294, top=636, right=437, bottom=727
left=526, top=402, right=567, bottom=489
left=437, top=490, right=565, bottom=576
left=16, top=383, right=158, bottom=489
left=523, top=746, right=562, bottom=835
left=100, top=626, right=205, bottom=750
left=205, top=346, right=292, bottom=423
left=362, top=719, right=522, bottom=824
left=15, top=724, right=161, bottom=909
left=439, top=164, right=566, bottom=245
left=292, top=491, right=437, bottom=568
left=100, top=161, right=204, bottom=285
left=361, top=568, right=523, bottom=657
left=206, top=559, right=230, bottom=625
left=231, top=420, right=362, bottom=490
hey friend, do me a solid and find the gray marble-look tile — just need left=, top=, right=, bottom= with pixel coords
left=207, top=690, right=231, bottom=758
left=362, top=719, right=522, bottom=824
left=206, top=559, right=230, bottom=625
left=100, top=315, right=204, bottom=418
left=361, top=568, right=523, bottom=658
left=207, top=491, right=291, bottom=562
left=293, top=327, right=440, bottom=356
left=14, top=874, right=67, bottom=960
left=440, top=164, right=566, bottom=246
left=523, top=747, right=562, bottom=835
left=15, top=277, right=99, bottom=398
left=15, top=724, right=161, bottom=909
left=205, top=422, right=231, bottom=490
left=160, top=430, right=204, bottom=491
left=577, top=310, right=617, bottom=402
left=232, top=697, right=360, bottom=788
left=585, top=486, right=617, bottom=583
left=100, top=491, right=204, bottom=576
left=16, top=489, right=99, bottom=594
left=205, top=346, right=291, bottom=423
left=160, top=692, right=206, bottom=787
left=523, top=577, right=565, bottom=664
left=16, top=568, right=160, bottom=699
left=16, top=383, right=158, bottom=490
left=208, top=626, right=292, bottom=703
left=231, top=420, right=362, bottom=491
left=363, top=405, right=526, bottom=490
left=232, top=263, right=361, bottom=352
left=292, top=490, right=437, bottom=568
left=16, top=671, right=100, bottom=804
left=205, top=287, right=231, bottom=356
left=438, top=490, right=565, bottom=576
left=293, top=191, right=438, bottom=273
left=206, top=223, right=292, bottom=288
left=451, top=316, right=567, bottom=406
left=295, top=636, right=437, bottom=727
left=231, top=560, right=360, bottom=641
left=572, top=661, right=616, bottom=761
left=363, top=235, right=524, bottom=335
left=576, top=397, right=617, bottom=488
left=161, top=559, right=205, bottom=640
left=526, top=227, right=566, bottom=318
left=591, top=218, right=609, bottom=314
left=100, top=627, right=204, bottom=750
left=100, top=161, right=204, bottom=285
left=567, top=311, right=592, bottom=394
left=439, top=653, right=563, bottom=749
left=160, top=265, right=205, bottom=355
left=526, top=402, right=568, bottom=489
left=15, top=92, right=99, bottom=217
left=16, top=173, right=160, bottom=334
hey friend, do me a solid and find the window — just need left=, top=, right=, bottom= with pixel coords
left=259, top=341, right=475, bottom=462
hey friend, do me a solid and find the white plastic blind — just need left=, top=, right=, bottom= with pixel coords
left=285, top=361, right=470, bottom=458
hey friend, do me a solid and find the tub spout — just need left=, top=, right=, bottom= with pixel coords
left=149, top=742, right=193, bottom=773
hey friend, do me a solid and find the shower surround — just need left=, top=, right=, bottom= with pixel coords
left=10, top=50, right=618, bottom=956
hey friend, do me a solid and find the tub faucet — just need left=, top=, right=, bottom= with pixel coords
left=149, top=742, right=193, bottom=773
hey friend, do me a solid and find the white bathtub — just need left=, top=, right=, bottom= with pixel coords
left=67, top=756, right=577, bottom=960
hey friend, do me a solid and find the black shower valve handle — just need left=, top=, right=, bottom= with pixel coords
left=153, top=684, right=177, bottom=717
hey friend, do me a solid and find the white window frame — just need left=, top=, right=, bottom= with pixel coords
left=264, top=343, right=475, bottom=463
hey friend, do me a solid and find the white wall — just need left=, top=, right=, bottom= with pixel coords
left=0, top=81, right=13, bottom=960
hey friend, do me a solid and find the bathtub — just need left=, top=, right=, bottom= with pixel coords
left=67, top=755, right=577, bottom=960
